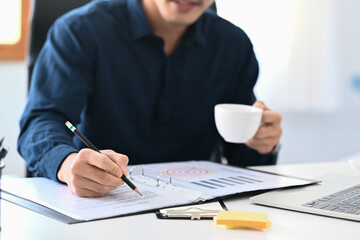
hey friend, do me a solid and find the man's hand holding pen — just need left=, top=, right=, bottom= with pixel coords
left=57, top=149, right=130, bottom=197
left=58, top=121, right=142, bottom=197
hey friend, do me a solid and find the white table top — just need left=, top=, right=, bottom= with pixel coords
left=1, top=160, right=360, bottom=240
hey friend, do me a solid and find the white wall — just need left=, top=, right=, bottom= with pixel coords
left=277, top=0, right=360, bottom=164
left=1, top=0, right=360, bottom=177
left=216, top=0, right=360, bottom=164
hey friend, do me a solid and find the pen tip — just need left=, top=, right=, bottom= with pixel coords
left=135, top=188, right=143, bottom=196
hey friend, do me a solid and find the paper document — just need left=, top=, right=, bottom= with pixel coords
left=1, top=161, right=317, bottom=223
left=135, top=161, right=311, bottom=198
left=2, top=177, right=204, bottom=221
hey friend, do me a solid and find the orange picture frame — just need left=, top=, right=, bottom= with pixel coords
left=0, top=0, right=31, bottom=61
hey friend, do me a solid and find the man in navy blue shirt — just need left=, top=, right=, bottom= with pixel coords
left=18, top=0, right=282, bottom=197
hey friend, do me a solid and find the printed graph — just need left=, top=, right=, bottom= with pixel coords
left=190, top=175, right=263, bottom=189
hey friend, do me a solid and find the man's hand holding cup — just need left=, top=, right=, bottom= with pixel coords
left=215, top=101, right=282, bottom=155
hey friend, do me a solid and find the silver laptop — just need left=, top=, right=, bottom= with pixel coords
left=250, top=173, right=360, bottom=221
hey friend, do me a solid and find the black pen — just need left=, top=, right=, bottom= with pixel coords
left=65, top=121, right=142, bottom=196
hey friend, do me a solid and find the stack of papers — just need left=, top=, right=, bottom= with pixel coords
left=213, top=211, right=271, bottom=230
left=1, top=161, right=316, bottom=223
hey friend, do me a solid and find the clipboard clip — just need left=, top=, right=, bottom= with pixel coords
left=161, top=207, right=220, bottom=220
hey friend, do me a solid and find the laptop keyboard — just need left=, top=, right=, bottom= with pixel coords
left=303, top=184, right=360, bottom=215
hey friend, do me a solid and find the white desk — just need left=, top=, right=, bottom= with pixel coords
left=2, top=161, right=360, bottom=240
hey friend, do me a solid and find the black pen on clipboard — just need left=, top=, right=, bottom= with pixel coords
left=65, top=121, right=142, bottom=196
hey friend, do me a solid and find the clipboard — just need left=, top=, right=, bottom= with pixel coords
left=1, top=161, right=317, bottom=224
left=155, top=200, right=228, bottom=220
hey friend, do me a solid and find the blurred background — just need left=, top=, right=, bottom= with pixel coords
left=0, top=0, right=359, bottom=177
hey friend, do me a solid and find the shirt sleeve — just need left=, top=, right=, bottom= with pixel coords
left=17, top=16, right=95, bottom=181
left=222, top=32, right=278, bottom=167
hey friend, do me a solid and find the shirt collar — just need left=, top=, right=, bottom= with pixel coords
left=127, top=0, right=206, bottom=46
left=182, top=15, right=206, bottom=46
left=127, top=0, right=152, bottom=39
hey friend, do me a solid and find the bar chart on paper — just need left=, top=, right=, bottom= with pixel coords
left=167, top=166, right=264, bottom=191
left=163, top=166, right=263, bottom=189
left=137, top=161, right=310, bottom=198
left=190, top=175, right=263, bottom=189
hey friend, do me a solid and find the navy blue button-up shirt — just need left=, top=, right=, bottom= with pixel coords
left=18, top=0, right=275, bottom=181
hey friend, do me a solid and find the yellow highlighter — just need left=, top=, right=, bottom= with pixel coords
left=214, top=211, right=271, bottom=230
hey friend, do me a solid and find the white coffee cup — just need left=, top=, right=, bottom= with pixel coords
left=349, top=156, right=360, bottom=171
left=214, top=104, right=263, bottom=143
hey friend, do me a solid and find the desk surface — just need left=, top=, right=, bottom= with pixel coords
left=2, top=161, right=360, bottom=240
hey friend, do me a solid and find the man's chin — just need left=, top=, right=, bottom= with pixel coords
left=167, top=20, right=194, bottom=27
left=165, top=15, right=198, bottom=27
